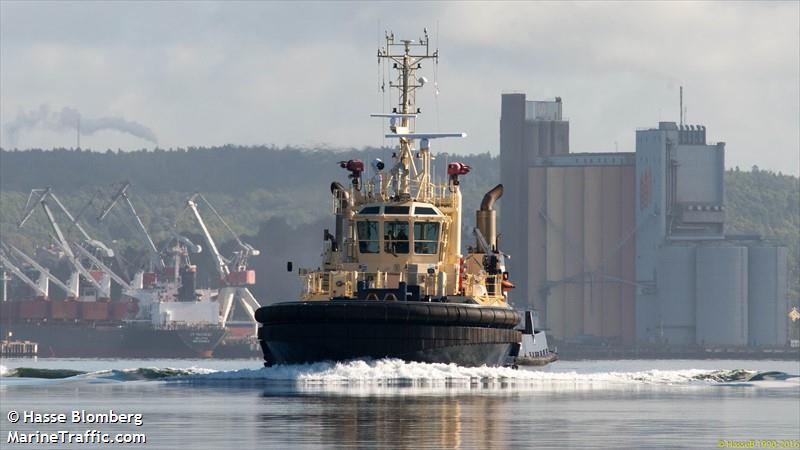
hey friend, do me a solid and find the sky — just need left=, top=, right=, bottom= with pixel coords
left=1, top=1, right=798, bottom=174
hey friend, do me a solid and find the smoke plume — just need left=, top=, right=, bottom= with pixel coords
left=3, top=104, right=158, bottom=147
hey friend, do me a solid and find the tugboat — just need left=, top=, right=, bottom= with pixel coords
left=255, top=31, right=521, bottom=367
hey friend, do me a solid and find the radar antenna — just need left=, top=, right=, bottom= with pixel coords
left=373, top=30, right=464, bottom=201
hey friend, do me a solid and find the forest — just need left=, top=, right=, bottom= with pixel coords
left=0, top=146, right=797, bottom=302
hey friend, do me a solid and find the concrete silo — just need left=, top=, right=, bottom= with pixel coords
left=695, top=246, right=748, bottom=346
left=657, top=245, right=696, bottom=345
left=748, top=246, right=789, bottom=347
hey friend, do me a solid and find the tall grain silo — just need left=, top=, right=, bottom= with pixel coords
left=695, top=246, right=748, bottom=346
left=563, top=167, right=585, bottom=339
left=620, top=167, right=636, bottom=344
left=657, top=245, right=696, bottom=345
left=748, top=246, right=788, bottom=347
left=529, top=154, right=636, bottom=343
left=500, top=94, right=568, bottom=310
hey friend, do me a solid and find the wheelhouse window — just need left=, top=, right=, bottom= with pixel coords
left=357, top=220, right=380, bottom=254
left=384, top=221, right=409, bottom=254
left=384, top=206, right=410, bottom=215
left=414, top=206, right=439, bottom=215
left=414, top=222, right=440, bottom=254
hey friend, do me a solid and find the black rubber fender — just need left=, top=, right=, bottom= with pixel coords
left=463, top=306, right=482, bottom=324
left=406, top=303, right=431, bottom=322
left=255, top=300, right=520, bottom=329
left=357, top=303, right=387, bottom=322
left=385, top=303, right=410, bottom=323
left=426, top=303, right=451, bottom=323
left=325, top=303, right=349, bottom=322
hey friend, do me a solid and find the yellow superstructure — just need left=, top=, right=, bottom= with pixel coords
left=297, top=31, right=512, bottom=308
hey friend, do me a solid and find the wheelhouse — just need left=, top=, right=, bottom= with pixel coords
left=353, top=202, right=447, bottom=269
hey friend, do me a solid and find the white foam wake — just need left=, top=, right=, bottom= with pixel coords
left=5, top=359, right=797, bottom=394
left=172, top=359, right=766, bottom=387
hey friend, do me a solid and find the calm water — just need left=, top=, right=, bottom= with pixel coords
left=1, top=358, right=799, bottom=449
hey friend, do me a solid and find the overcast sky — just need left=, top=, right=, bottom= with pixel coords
left=1, top=1, right=798, bottom=174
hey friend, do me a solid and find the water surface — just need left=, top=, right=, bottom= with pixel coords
left=1, top=358, right=798, bottom=449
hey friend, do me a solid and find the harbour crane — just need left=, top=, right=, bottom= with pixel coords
left=159, top=231, right=202, bottom=285
left=165, top=232, right=202, bottom=255
left=65, top=248, right=112, bottom=300
left=97, top=182, right=165, bottom=272
left=73, top=243, right=135, bottom=294
left=17, top=188, right=115, bottom=299
left=18, top=188, right=114, bottom=258
left=176, top=193, right=260, bottom=281
left=176, top=193, right=261, bottom=329
left=181, top=193, right=229, bottom=283
left=3, top=243, right=79, bottom=298
left=0, top=252, right=49, bottom=299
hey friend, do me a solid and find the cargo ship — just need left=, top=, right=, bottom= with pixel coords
left=0, top=263, right=226, bottom=358
left=2, top=322, right=225, bottom=359
left=255, top=31, right=525, bottom=367
left=0, top=187, right=231, bottom=359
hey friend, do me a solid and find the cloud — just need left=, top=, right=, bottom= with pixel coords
left=0, top=2, right=797, bottom=173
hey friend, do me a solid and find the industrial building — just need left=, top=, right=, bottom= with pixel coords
left=499, top=93, right=568, bottom=315
left=500, top=93, right=790, bottom=349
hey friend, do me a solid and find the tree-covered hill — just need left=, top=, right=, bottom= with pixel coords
left=724, top=167, right=799, bottom=298
left=0, top=147, right=797, bottom=302
left=0, top=146, right=498, bottom=302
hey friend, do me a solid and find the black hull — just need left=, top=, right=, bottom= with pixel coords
left=256, top=301, right=521, bottom=367
left=0, top=322, right=227, bottom=358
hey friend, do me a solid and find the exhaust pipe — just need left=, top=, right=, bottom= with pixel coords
left=330, top=182, right=351, bottom=209
left=477, top=184, right=503, bottom=250
left=480, top=184, right=503, bottom=211
left=330, top=182, right=351, bottom=251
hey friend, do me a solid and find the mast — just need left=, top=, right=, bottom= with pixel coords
left=371, top=31, right=468, bottom=264
left=380, top=32, right=435, bottom=131
left=378, top=31, right=436, bottom=199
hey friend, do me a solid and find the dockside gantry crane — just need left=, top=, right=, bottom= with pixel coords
left=17, top=188, right=117, bottom=300
left=0, top=251, right=49, bottom=299
left=72, top=243, right=144, bottom=298
left=19, top=188, right=115, bottom=258
left=177, top=193, right=261, bottom=328
left=97, top=182, right=166, bottom=273
left=1, top=243, right=79, bottom=299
